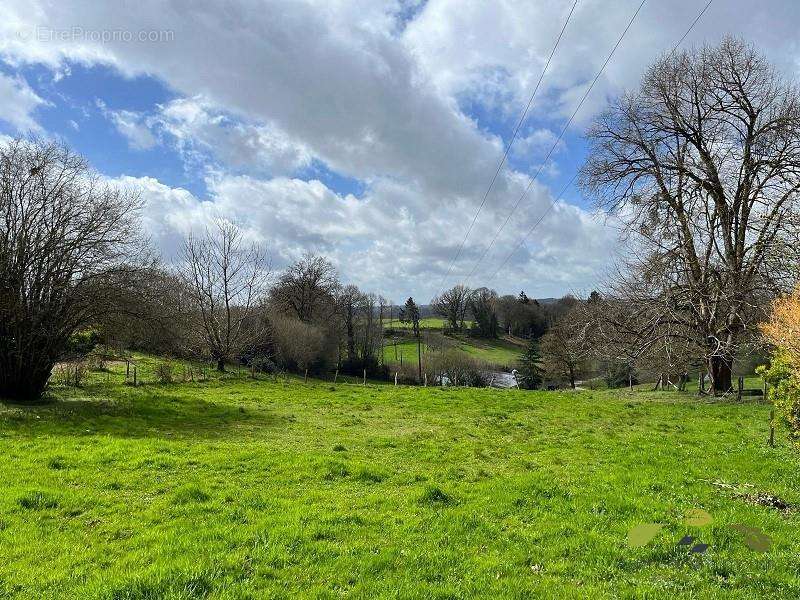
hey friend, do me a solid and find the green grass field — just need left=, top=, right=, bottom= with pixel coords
left=383, top=333, right=525, bottom=369
left=383, top=317, right=472, bottom=330
left=1, top=368, right=799, bottom=598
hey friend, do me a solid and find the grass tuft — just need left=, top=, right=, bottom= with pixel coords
left=418, top=485, right=454, bottom=507
left=47, top=456, right=66, bottom=470
left=323, top=461, right=350, bottom=480
left=355, top=468, right=385, bottom=483
left=172, top=485, right=211, bottom=505
left=17, top=490, right=59, bottom=510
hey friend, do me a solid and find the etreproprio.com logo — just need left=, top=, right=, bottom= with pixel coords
left=16, top=27, right=174, bottom=43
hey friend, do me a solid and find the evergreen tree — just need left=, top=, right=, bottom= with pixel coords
left=402, top=297, right=420, bottom=336
left=516, top=337, right=545, bottom=390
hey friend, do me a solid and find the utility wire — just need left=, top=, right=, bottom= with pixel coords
left=483, top=0, right=715, bottom=286
left=435, top=0, right=579, bottom=295
left=460, top=0, right=647, bottom=287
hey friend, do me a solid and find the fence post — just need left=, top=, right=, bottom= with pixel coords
left=769, top=407, right=775, bottom=447
left=394, top=372, right=398, bottom=386
left=424, top=373, right=427, bottom=387
left=133, top=366, right=137, bottom=387
left=363, top=369, right=367, bottom=386
left=334, top=369, right=338, bottom=384
left=304, top=368, right=308, bottom=383
left=737, top=376, right=744, bottom=401
left=126, top=360, right=130, bottom=378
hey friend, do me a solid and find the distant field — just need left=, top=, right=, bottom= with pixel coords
left=1, top=371, right=798, bottom=598
left=383, top=333, right=525, bottom=369
left=383, top=317, right=474, bottom=330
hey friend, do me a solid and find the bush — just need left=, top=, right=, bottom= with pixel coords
left=423, top=350, right=489, bottom=388
left=65, top=328, right=101, bottom=358
left=156, top=362, right=174, bottom=384
left=757, top=354, right=800, bottom=436
left=761, top=286, right=800, bottom=435
left=603, top=360, right=638, bottom=389
left=52, top=362, right=89, bottom=387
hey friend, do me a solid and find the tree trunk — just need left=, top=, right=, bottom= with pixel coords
left=708, top=354, right=733, bottom=395
left=417, top=334, right=422, bottom=383
left=0, top=360, right=52, bottom=403
left=216, top=359, right=226, bottom=373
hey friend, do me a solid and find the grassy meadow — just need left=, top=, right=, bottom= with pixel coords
left=1, top=363, right=799, bottom=599
left=382, top=335, right=524, bottom=369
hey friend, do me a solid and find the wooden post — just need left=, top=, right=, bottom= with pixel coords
left=770, top=407, right=775, bottom=447
left=304, top=368, right=308, bottom=383
left=629, top=374, right=633, bottom=390
left=363, top=369, right=367, bottom=386
left=424, top=373, right=427, bottom=387
left=133, top=366, right=137, bottom=387
left=334, top=369, right=338, bottom=384
left=126, top=360, right=130, bottom=377
left=394, top=372, right=398, bottom=386
left=737, top=376, right=744, bottom=401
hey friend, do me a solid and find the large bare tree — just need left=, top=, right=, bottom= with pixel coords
left=270, top=254, right=339, bottom=323
left=0, top=139, right=145, bottom=401
left=581, top=38, right=800, bottom=393
left=179, top=220, right=270, bottom=371
left=431, top=284, right=470, bottom=330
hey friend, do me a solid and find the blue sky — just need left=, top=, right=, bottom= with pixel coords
left=1, top=0, right=798, bottom=301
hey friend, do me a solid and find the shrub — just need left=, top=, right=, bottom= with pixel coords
left=757, top=354, right=800, bottom=436
left=424, top=350, right=489, bottom=388
left=156, top=362, right=175, bottom=384
left=52, top=362, right=89, bottom=387
left=761, top=286, right=800, bottom=435
left=65, top=328, right=101, bottom=358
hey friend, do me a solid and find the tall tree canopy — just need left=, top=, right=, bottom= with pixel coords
left=581, top=38, right=800, bottom=393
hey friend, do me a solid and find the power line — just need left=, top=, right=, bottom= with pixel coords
left=435, top=0, right=579, bottom=296
left=459, top=0, right=647, bottom=287
left=483, top=0, right=715, bottom=287
left=486, top=172, right=578, bottom=283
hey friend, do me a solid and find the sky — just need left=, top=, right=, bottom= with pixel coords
left=1, top=0, right=800, bottom=302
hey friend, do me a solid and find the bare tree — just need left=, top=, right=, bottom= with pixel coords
left=541, top=308, right=591, bottom=389
left=179, top=220, right=269, bottom=371
left=0, top=138, right=146, bottom=401
left=581, top=38, right=800, bottom=393
left=431, top=284, right=470, bottom=330
left=337, top=284, right=364, bottom=365
left=468, top=287, right=499, bottom=338
left=271, top=253, right=339, bottom=323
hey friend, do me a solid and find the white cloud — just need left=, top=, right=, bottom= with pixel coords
left=112, top=171, right=618, bottom=300
left=0, top=72, right=45, bottom=132
left=154, top=97, right=313, bottom=176
left=107, top=108, right=157, bottom=150
left=3, top=0, right=800, bottom=298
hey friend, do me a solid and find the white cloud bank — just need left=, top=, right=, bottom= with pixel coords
left=2, top=0, right=800, bottom=299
